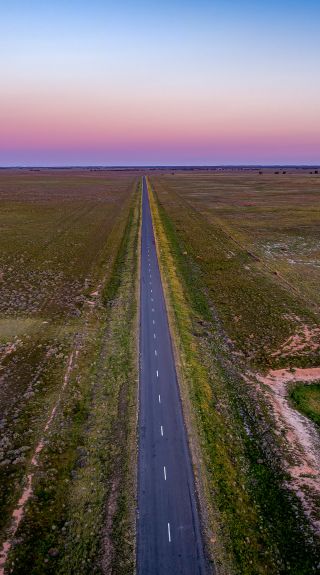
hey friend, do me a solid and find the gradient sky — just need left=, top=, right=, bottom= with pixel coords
left=1, top=0, right=320, bottom=165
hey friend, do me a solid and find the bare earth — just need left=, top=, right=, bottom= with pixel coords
left=253, top=366, right=320, bottom=532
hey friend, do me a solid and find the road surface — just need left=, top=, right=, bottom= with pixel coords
left=137, top=177, right=208, bottom=574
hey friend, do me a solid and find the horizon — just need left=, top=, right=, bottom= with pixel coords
left=1, top=164, right=320, bottom=169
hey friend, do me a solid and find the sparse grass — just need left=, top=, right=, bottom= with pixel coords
left=0, top=170, right=140, bottom=574
left=290, top=383, right=320, bottom=427
left=148, top=173, right=320, bottom=574
left=150, top=173, right=320, bottom=372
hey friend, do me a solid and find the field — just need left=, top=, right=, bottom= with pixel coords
left=148, top=169, right=320, bottom=574
left=1, top=167, right=320, bottom=575
left=0, top=169, right=140, bottom=574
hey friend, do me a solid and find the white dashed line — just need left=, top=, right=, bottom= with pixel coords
left=153, top=319, right=155, bottom=325
left=156, top=369, right=159, bottom=377
left=161, top=425, right=163, bottom=436
left=153, top=333, right=156, bottom=339
left=158, top=394, right=161, bottom=403
left=155, top=349, right=157, bottom=356
left=168, top=522, right=171, bottom=542
left=163, top=466, right=167, bottom=480
left=152, top=308, right=155, bottom=312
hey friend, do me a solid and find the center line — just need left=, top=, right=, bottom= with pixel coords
left=168, top=522, right=171, bottom=543
left=163, top=466, right=167, bottom=480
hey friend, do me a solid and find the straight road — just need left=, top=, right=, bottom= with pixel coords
left=137, top=177, right=208, bottom=574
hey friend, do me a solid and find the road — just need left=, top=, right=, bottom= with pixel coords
left=137, top=177, right=208, bottom=574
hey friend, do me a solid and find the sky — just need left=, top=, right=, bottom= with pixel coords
left=0, top=0, right=319, bottom=166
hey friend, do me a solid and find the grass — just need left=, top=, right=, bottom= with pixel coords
left=148, top=173, right=320, bottom=574
left=0, top=170, right=140, bottom=574
left=290, top=383, right=320, bottom=427
left=153, top=172, right=320, bottom=370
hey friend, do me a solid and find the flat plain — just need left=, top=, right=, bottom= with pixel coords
left=1, top=167, right=320, bottom=575
left=0, top=169, right=140, bottom=574
left=149, top=168, right=320, bottom=574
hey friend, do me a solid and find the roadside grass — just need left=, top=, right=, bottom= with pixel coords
left=0, top=171, right=140, bottom=574
left=148, top=176, right=320, bottom=574
left=290, top=383, right=320, bottom=427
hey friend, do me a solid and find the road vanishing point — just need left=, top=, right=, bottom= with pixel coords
left=137, top=177, right=208, bottom=574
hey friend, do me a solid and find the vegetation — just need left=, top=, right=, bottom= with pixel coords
left=148, top=172, right=320, bottom=574
left=0, top=170, right=140, bottom=574
left=149, top=172, right=320, bottom=371
left=290, top=383, right=320, bottom=427
left=1, top=167, right=320, bottom=574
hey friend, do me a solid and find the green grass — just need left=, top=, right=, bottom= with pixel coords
left=290, top=384, right=320, bottom=427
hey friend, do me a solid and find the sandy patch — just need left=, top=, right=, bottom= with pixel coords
left=272, top=325, right=320, bottom=358
left=253, top=367, right=320, bottom=533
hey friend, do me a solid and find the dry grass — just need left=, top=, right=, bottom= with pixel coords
left=0, top=170, right=140, bottom=574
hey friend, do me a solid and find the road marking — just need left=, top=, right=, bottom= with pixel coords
left=161, top=425, right=163, bottom=436
left=152, top=308, right=155, bottom=312
left=163, top=466, right=167, bottom=480
left=156, top=369, right=159, bottom=377
left=155, top=349, right=157, bottom=356
left=151, top=297, right=154, bottom=302
left=158, top=394, right=161, bottom=403
left=151, top=289, right=153, bottom=294
left=168, top=522, right=171, bottom=542
left=152, top=319, right=155, bottom=325
left=153, top=333, right=156, bottom=339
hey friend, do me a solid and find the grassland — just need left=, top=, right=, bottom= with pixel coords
left=290, top=384, right=320, bottom=427
left=148, top=170, right=320, bottom=574
left=0, top=169, right=140, bottom=574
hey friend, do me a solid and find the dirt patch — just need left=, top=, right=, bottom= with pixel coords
left=0, top=342, right=18, bottom=363
left=272, top=325, right=320, bottom=358
left=254, top=367, right=320, bottom=533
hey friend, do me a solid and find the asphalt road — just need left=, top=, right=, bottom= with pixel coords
left=137, top=177, right=208, bottom=574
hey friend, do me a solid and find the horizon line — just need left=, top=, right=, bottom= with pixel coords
left=1, top=164, right=320, bottom=170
